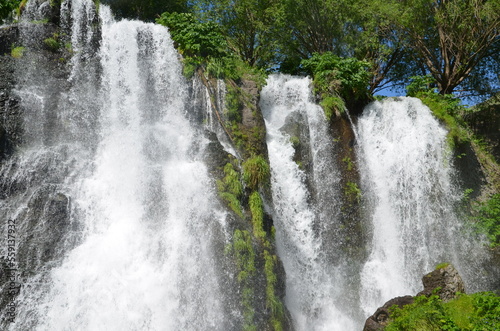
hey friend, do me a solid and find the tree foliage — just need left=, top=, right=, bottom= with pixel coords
left=190, top=0, right=284, bottom=67
left=0, top=0, right=21, bottom=24
left=156, top=12, right=228, bottom=58
left=101, top=0, right=187, bottom=21
left=392, top=0, right=500, bottom=96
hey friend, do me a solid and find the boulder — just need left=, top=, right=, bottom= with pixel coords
left=417, top=263, right=465, bottom=301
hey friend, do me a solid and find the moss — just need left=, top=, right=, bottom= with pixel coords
left=435, top=262, right=450, bottom=270
left=342, top=156, right=354, bottom=171
left=249, top=191, right=266, bottom=240
left=320, top=95, right=345, bottom=120
left=223, top=163, right=243, bottom=197
left=344, top=181, right=361, bottom=203
left=11, top=46, right=25, bottom=58
left=242, top=155, right=270, bottom=190
left=264, top=250, right=284, bottom=331
left=289, top=136, right=300, bottom=149
left=44, top=37, right=60, bottom=52
left=217, top=162, right=244, bottom=218
left=416, top=93, right=469, bottom=150
left=220, top=191, right=243, bottom=218
left=225, top=83, right=242, bottom=122
left=233, top=230, right=257, bottom=330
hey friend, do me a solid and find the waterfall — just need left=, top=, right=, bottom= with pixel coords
left=356, top=97, right=487, bottom=315
left=261, top=74, right=360, bottom=330
left=4, top=1, right=231, bottom=329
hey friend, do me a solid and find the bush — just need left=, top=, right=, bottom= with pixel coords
left=301, top=52, right=371, bottom=117
left=156, top=12, right=228, bottom=59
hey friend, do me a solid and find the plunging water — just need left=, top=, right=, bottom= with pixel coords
left=2, top=1, right=497, bottom=328
left=261, top=74, right=360, bottom=330
left=357, top=97, right=491, bottom=316
left=4, top=1, right=230, bottom=329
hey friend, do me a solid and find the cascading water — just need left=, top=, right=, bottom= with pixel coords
left=4, top=1, right=232, bottom=329
left=356, top=97, right=490, bottom=316
left=261, top=74, right=361, bottom=330
left=2, top=1, right=497, bottom=329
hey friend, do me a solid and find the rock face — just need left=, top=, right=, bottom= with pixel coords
left=363, top=264, right=465, bottom=331
left=417, top=264, right=465, bottom=301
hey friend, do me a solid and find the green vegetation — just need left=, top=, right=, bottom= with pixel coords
left=249, top=191, right=266, bottom=240
left=233, top=229, right=257, bottom=331
left=217, top=162, right=244, bottom=218
left=344, top=181, right=361, bottom=204
left=342, top=156, right=354, bottom=171
left=242, top=155, right=270, bottom=191
left=435, top=262, right=450, bottom=270
left=406, top=75, right=469, bottom=148
left=472, top=194, right=500, bottom=248
left=386, top=293, right=500, bottom=331
left=301, top=52, right=371, bottom=119
left=10, top=46, right=25, bottom=58
left=1, top=0, right=21, bottom=23
left=101, top=0, right=187, bottom=21
left=156, top=12, right=228, bottom=59
left=44, top=37, right=60, bottom=52
left=264, top=250, right=284, bottom=331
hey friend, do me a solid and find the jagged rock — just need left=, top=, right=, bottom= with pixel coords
left=363, top=264, right=465, bottom=330
left=417, top=264, right=465, bottom=301
left=363, top=296, right=414, bottom=331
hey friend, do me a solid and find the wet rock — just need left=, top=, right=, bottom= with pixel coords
left=363, top=296, right=414, bottom=331
left=417, top=264, right=465, bottom=301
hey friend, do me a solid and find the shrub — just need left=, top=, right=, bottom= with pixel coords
left=156, top=12, right=228, bottom=59
left=301, top=52, right=371, bottom=118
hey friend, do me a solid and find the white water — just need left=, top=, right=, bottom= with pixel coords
left=10, top=2, right=229, bottom=330
left=261, top=74, right=358, bottom=331
left=357, top=97, right=463, bottom=315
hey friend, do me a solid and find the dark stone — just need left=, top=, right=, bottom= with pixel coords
left=363, top=296, right=414, bottom=331
left=203, top=130, right=232, bottom=180
left=0, top=26, right=20, bottom=55
left=453, top=141, right=486, bottom=199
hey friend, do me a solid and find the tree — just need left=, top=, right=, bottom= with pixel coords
left=190, top=0, right=284, bottom=68
left=394, top=0, right=500, bottom=96
left=278, top=0, right=354, bottom=59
